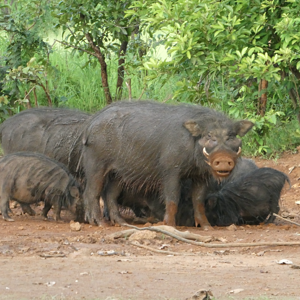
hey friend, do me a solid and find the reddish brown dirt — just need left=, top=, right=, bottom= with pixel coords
left=1, top=152, right=300, bottom=300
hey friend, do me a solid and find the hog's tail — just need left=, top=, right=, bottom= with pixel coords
left=82, top=126, right=89, bottom=146
left=285, top=174, right=292, bottom=189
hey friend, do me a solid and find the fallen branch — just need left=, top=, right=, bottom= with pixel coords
left=131, top=241, right=195, bottom=256
left=106, top=226, right=212, bottom=242
left=144, top=225, right=213, bottom=242
left=106, top=229, right=137, bottom=240
left=274, top=213, right=300, bottom=227
left=123, top=224, right=300, bottom=248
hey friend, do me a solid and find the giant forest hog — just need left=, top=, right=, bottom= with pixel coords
left=82, top=101, right=254, bottom=228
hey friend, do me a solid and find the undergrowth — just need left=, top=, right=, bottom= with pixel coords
left=1, top=44, right=299, bottom=157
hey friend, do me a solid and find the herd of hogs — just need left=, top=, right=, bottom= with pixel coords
left=0, top=101, right=291, bottom=229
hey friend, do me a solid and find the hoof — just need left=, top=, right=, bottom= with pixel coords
left=163, top=219, right=176, bottom=227
left=202, top=225, right=214, bottom=231
left=110, top=215, right=127, bottom=227
left=97, top=219, right=111, bottom=228
left=4, top=217, right=14, bottom=222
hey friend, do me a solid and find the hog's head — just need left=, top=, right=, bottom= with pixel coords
left=184, top=118, right=254, bottom=180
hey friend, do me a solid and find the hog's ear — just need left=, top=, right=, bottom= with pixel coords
left=69, top=186, right=79, bottom=198
left=234, top=120, right=254, bottom=137
left=183, top=120, right=202, bottom=137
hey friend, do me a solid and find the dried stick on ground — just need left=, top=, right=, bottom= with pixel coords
left=107, top=226, right=212, bottom=242
left=123, top=224, right=300, bottom=248
left=274, top=213, right=300, bottom=227
left=152, top=225, right=213, bottom=242
left=106, top=229, right=137, bottom=240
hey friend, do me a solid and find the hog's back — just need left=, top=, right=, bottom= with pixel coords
left=0, top=108, right=90, bottom=175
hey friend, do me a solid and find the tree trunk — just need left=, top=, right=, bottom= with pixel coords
left=115, top=40, right=128, bottom=101
left=39, top=83, right=52, bottom=106
left=258, top=79, right=268, bottom=116
left=291, top=67, right=300, bottom=80
left=289, top=88, right=300, bottom=124
left=85, top=33, right=112, bottom=105
left=281, top=70, right=300, bottom=125
left=289, top=68, right=300, bottom=126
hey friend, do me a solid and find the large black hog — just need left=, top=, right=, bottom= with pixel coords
left=0, top=152, right=81, bottom=222
left=105, top=157, right=258, bottom=226
left=82, top=101, right=254, bottom=228
left=0, top=108, right=90, bottom=221
left=0, top=107, right=90, bottom=177
left=205, top=167, right=290, bottom=226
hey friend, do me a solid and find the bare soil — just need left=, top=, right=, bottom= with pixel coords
left=1, top=152, right=300, bottom=300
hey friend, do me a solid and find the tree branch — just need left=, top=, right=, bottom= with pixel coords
left=54, top=39, right=96, bottom=57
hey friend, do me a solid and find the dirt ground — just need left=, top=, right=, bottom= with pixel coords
left=1, top=152, right=300, bottom=300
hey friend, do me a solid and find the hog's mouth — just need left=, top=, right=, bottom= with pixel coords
left=216, top=170, right=231, bottom=177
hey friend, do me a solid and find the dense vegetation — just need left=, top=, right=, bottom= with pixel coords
left=0, top=0, right=300, bottom=157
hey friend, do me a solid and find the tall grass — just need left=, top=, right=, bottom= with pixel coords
left=48, top=50, right=107, bottom=112
left=45, top=48, right=179, bottom=112
left=0, top=35, right=180, bottom=113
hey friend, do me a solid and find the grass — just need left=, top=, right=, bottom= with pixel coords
left=34, top=47, right=180, bottom=112
left=48, top=49, right=108, bottom=112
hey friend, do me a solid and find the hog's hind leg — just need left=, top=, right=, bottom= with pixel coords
left=52, top=196, right=63, bottom=222
left=82, top=158, right=109, bottom=226
left=42, top=201, right=52, bottom=220
left=0, top=195, right=14, bottom=222
left=20, top=203, right=36, bottom=216
left=104, top=177, right=127, bottom=226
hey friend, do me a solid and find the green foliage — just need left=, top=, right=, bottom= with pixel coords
left=128, top=0, right=300, bottom=83
left=126, top=0, right=300, bottom=154
left=245, top=110, right=286, bottom=156
left=243, top=118, right=300, bottom=158
left=5, top=57, right=53, bottom=105
left=51, top=0, right=142, bottom=102
left=0, top=0, right=52, bottom=115
left=52, top=0, right=136, bottom=51
left=0, top=0, right=51, bottom=68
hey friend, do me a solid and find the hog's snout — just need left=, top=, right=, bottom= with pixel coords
left=203, top=147, right=241, bottom=178
left=211, top=156, right=235, bottom=177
